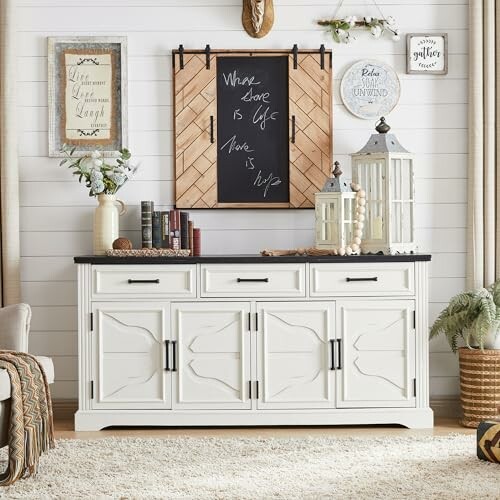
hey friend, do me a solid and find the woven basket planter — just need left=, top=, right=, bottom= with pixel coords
left=459, top=347, right=500, bottom=428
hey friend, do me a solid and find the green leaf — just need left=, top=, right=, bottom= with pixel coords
left=340, top=22, right=350, bottom=30
left=331, top=30, right=340, bottom=43
left=70, top=146, right=77, bottom=155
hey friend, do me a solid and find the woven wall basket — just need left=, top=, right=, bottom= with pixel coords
left=459, top=347, right=500, bottom=428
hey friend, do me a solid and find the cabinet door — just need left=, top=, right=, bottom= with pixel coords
left=336, top=300, right=416, bottom=408
left=257, top=302, right=335, bottom=409
left=171, top=302, right=252, bottom=410
left=91, top=302, right=170, bottom=410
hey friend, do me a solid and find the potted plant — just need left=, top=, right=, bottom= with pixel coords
left=430, top=282, right=500, bottom=427
left=59, top=145, right=137, bottom=255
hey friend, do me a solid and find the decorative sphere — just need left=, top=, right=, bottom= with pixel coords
left=351, top=243, right=359, bottom=252
left=332, top=248, right=338, bottom=255
left=351, top=183, right=361, bottom=192
left=354, top=230, right=362, bottom=238
left=357, top=222, right=365, bottom=230
left=338, top=247, right=346, bottom=256
left=357, top=206, right=366, bottom=214
left=358, top=199, right=366, bottom=206
left=112, top=237, right=133, bottom=250
left=346, top=246, right=353, bottom=255
left=357, top=214, right=365, bottom=222
left=358, top=190, right=366, bottom=198
left=353, top=237, right=361, bottom=245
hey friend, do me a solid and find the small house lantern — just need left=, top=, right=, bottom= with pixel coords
left=315, top=162, right=366, bottom=255
left=351, top=117, right=416, bottom=254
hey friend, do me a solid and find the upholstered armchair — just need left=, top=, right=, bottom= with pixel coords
left=0, top=304, right=54, bottom=446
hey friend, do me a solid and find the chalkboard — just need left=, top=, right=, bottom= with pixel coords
left=216, top=56, right=289, bottom=204
left=173, top=48, right=333, bottom=209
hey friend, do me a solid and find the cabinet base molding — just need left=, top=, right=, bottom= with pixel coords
left=75, top=408, right=434, bottom=431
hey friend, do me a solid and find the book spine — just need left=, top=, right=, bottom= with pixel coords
left=180, top=212, right=190, bottom=250
left=193, top=228, right=201, bottom=256
left=188, top=220, right=194, bottom=256
left=160, top=211, right=170, bottom=248
left=141, top=201, right=154, bottom=248
left=152, top=211, right=162, bottom=249
left=170, top=209, right=180, bottom=250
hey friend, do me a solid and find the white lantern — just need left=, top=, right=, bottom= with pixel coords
left=315, top=162, right=363, bottom=255
left=351, top=118, right=416, bottom=255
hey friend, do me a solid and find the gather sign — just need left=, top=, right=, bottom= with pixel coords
left=406, top=34, right=448, bottom=75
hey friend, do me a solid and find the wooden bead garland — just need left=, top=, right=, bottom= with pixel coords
left=330, top=183, right=366, bottom=256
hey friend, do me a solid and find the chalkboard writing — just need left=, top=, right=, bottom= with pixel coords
left=216, top=56, right=289, bottom=204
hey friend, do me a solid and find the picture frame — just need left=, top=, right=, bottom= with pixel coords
left=406, top=33, right=448, bottom=75
left=48, top=37, right=128, bottom=157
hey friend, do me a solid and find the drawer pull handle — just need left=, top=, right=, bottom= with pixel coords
left=329, top=339, right=335, bottom=371
left=165, top=340, right=170, bottom=371
left=172, top=341, right=177, bottom=372
left=237, top=278, right=269, bottom=283
left=127, top=279, right=160, bottom=284
left=345, top=277, right=378, bottom=282
left=337, top=339, right=342, bottom=370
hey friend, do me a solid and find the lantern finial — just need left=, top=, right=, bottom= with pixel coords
left=332, top=161, right=342, bottom=178
left=375, top=117, right=391, bottom=134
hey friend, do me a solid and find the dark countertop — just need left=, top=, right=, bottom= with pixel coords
left=74, top=254, right=432, bottom=264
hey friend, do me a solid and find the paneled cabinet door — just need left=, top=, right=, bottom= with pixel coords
left=91, top=302, right=171, bottom=410
left=336, top=300, right=416, bottom=408
left=171, top=302, right=252, bottom=410
left=256, top=302, right=335, bottom=409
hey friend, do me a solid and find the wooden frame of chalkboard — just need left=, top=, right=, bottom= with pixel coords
left=173, top=47, right=333, bottom=209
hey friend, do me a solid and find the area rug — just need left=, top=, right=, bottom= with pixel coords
left=0, top=434, right=497, bottom=499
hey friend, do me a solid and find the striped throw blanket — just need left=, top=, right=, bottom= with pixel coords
left=0, top=351, right=54, bottom=485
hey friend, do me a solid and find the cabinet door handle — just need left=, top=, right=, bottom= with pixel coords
left=255, top=380, right=259, bottom=400
left=172, top=341, right=177, bottom=372
left=165, top=340, right=170, bottom=371
left=248, top=380, right=252, bottom=399
left=345, top=277, right=378, bottom=282
left=329, top=339, right=336, bottom=370
left=128, top=279, right=160, bottom=284
left=336, top=339, right=342, bottom=370
left=291, top=115, right=296, bottom=143
left=237, top=278, right=269, bottom=283
left=209, top=115, right=214, bottom=143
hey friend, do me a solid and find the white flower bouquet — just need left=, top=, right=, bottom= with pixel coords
left=59, top=144, right=138, bottom=196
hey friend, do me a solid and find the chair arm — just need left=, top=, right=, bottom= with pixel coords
left=0, top=303, right=31, bottom=352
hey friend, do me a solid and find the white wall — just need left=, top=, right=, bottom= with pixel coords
left=16, top=0, right=468, bottom=400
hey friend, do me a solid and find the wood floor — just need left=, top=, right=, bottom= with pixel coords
left=54, top=416, right=475, bottom=440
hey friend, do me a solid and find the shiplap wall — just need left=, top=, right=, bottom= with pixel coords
left=16, top=0, right=468, bottom=400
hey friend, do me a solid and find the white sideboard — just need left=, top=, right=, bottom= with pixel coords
left=74, top=255, right=433, bottom=430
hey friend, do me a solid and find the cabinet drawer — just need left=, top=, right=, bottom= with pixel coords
left=310, top=263, right=414, bottom=296
left=92, top=265, right=196, bottom=298
left=201, top=264, right=306, bottom=297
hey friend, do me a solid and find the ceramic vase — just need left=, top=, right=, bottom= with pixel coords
left=93, top=194, right=126, bottom=255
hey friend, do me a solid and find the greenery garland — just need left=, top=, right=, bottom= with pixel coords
left=317, top=16, right=400, bottom=44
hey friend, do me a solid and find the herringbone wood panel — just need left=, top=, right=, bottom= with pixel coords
left=174, top=54, right=218, bottom=208
left=174, top=51, right=332, bottom=208
left=289, top=53, right=332, bottom=207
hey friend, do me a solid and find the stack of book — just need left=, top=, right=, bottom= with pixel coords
left=141, top=201, right=201, bottom=256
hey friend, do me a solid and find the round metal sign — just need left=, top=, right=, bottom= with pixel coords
left=340, top=60, right=401, bottom=119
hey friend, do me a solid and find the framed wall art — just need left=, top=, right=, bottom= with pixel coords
left=406, top=33, right=448, bottom=75
left=48, top=37, right=128, bottom=157
left=340, top=59, right=400, bottom=120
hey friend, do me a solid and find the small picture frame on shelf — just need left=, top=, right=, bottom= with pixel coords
left=406, top=33, right=448, bottom=75
left=47, top=37, right=128, bottom=157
